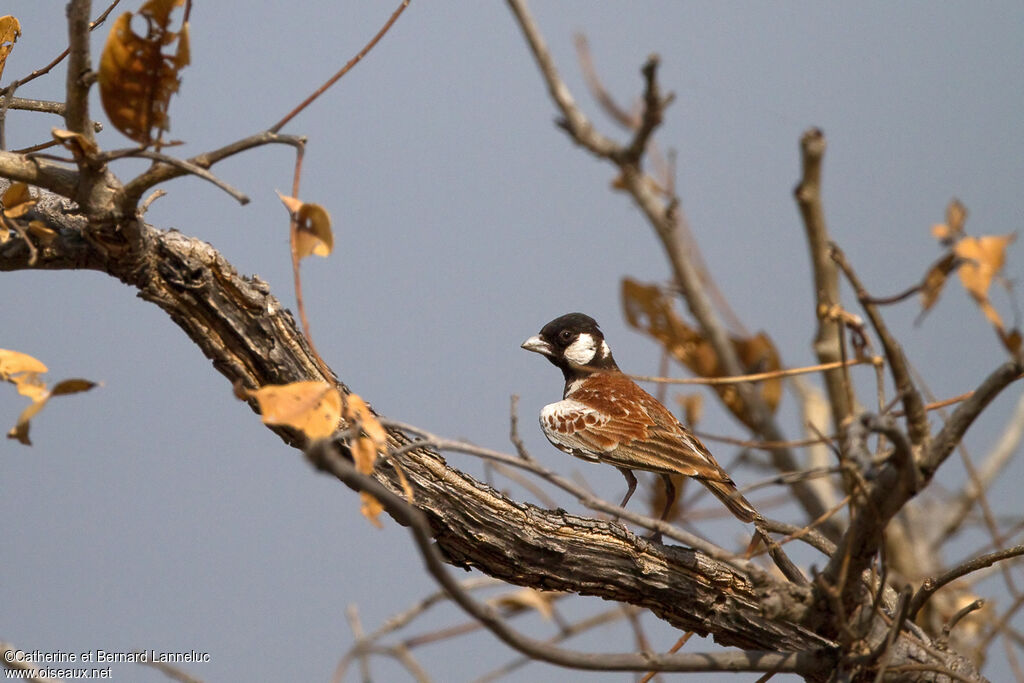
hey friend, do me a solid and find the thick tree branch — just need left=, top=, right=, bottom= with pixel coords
left=308, top=441, right=833, bottom=678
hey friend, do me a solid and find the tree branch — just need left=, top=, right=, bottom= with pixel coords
left=307, top=441, right=833, bottom=678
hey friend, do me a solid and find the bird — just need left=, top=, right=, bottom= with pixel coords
left=521, top=312, right=759, bottom=536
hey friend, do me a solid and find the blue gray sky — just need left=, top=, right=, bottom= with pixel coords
left=3, top=2, right=1023, bottom=681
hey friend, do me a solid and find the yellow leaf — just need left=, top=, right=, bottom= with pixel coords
left=0, top=348, right=48, bottom=376
left=954, top=234, right=1015, bottom=301
left=351, top=436, right=378, bottom=475
left=27, top=220, right=57, bottom=245
left=295, top=202, right=333, bottom=258
left=342, top=393, right=388, bottom=449
left=488, top=589, right=556, bottom=620
left=51, top=128, right=99, bottom=158
left=278, top=194, right=333, bottom=259
left=360, top=491, right=384, bottom=528
left=1, top=181, right=35, bottom=219
left=0, top=15, right=21, bottom=83
left=98, top=1, right=188, bottom=145
left=12, top=373, right=47, bottom=402
left=250, top=381, right=341, bottom=440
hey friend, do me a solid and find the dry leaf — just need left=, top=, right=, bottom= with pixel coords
left=51, top=379, right=99, bottom=396
left=919, top=252, right=958, bottom=315
left=0, top=348, right=48, bottom=376
left=342, top=394, right=387, bottom=448
left=1, top=181, right=35, bottom=219
left=2, top=349, right=97, bottom=446
left=930, top=199, right=967, bottom=245
left=249, top=381, right=341, bottom=440
left=360, top=491, right=384, bottom=528
left=488, top=589, right=556, bottom=620
left=622, top=278, right=781, bottom=427
left=954, top=234, right=1014, bottom=302
left=98, top=0, right=189, bottom=145
left=52, top=128, right=99, bottom=158
left=0, top=15, right=21, bottom=83
left=278, top=193, right=333, bottom=259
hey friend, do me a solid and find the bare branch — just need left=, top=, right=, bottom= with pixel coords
left=939, top=392, right=1024, bottom=540
left=909, top=544, right=1024, bottom=621
left=924, top=362, right=1024, bottom=478
left=794, top=129, right=854, bottom=431
left=121, top=131, right=305, bottom=210
left=64, top=0, right=95, bottom=145
left=269, top=0, right=411, bottom=133
left=831, top=244, right=931, bottom=447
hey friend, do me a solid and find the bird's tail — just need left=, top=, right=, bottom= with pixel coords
left=698, top=474, right=758, bottom=523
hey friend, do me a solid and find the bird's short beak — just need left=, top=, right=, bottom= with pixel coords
left=521, top=335, right=554, bottom=357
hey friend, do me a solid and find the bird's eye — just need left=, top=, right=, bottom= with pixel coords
left=558, top=329, right=574, bottom=344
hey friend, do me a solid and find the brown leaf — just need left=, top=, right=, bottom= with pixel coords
left=999, top=328, right=1022, bottom=356
left=1, top=181, right=35, bottom=219
left=946, top=198, right=967, bottom=236
left=622, top=278, right=781, bottom=427
left=278, top=194, right=333, bottom=259
left=919, top=252, right=958, bottom=314
left=954, top=234, right=1015, bottom=302
left=249, top=381, right=341, bottom=440
left=0, top=15, right=21, bottom=83
left=98, top=0, right=189, bottom=145
left=52, top=128, right=99, bottom=158
left=930, top=199, right=967, bottom=245
left=51, top=379, right=99, bottom=396
left=8, top=396, right=47, bottom=445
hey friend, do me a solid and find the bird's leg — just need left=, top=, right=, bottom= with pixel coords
left=643, top=473, right=677, bottom=544
left=657, top=473, right=676, bottom=522
left=616, top=467, right=638, bottom=516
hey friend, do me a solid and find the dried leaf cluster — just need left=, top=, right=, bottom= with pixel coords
left=0, top=349, right=96, bottom=445
left=622, top=278, right=782, bottom=427
left=922, top=199, right=1018, bottom=353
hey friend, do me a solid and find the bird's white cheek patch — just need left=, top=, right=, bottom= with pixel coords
left=564, top=333, right=597, bottom=365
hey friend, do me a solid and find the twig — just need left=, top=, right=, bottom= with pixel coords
left=103, top=149, right=249, bottom=204
left=573, top=34, right=638, bottom=129
left=0, top=0, right=121, bottom=97
left=908, top=544, right=1024, bottom=621
left=922, top=361, right=1024, bottom=478
left=270, top=0, right=411, bottom=133
left=939, top=391, right=1024, bottom=540
left=121, top=131, right=305, bottom=209
left=628, top=356, right=879, bottom=385
left=830, top=244, right=930, bottom=447
left=305, top=441, right=831, bottom=676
